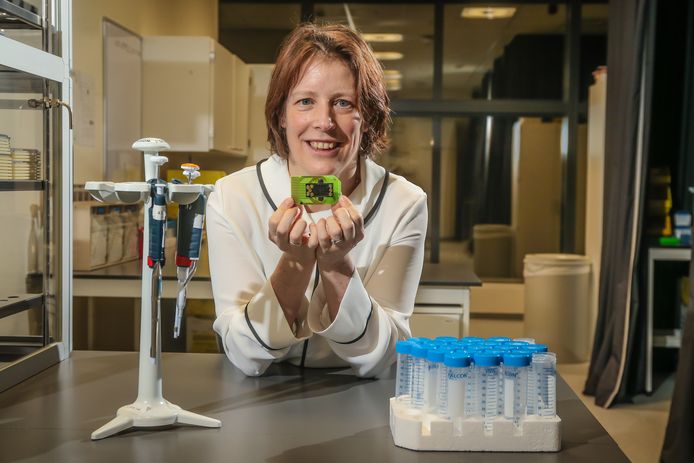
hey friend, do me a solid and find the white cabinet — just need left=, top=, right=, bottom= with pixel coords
left=411, top=285, right=470, bottom=338
left=143, top=36, right=249, bottom=156
left=248, top=64, right=274, bottom=163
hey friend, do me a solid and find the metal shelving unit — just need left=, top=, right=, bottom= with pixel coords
left=0, top=180, right=45, bottom=191
left=0, top=0, right=71, bottom=393
left=0, top=0, right=43, bottom=30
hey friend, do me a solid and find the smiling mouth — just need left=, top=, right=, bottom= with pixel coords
left=308, top=141, right=339, bottom=150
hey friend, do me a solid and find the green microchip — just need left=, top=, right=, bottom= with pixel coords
left=291, top=176, right=342, bottom=205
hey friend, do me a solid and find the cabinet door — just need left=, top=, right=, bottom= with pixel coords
left=143, top=37, right=213, bottom=151
left=212, top=43, right=235, bottom=154
left=410, top=313, right=461, bottom=338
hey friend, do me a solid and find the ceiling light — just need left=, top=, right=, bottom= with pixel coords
left=373, top=51, right=404, bottom=61
left=362, top=33, right=403, bottom=43
left=461, top=7, right=516, bottom=19
left=383, top=69, right=402, bottom=80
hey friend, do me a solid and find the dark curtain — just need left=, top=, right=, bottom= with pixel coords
left=584, top=0, right=652, bottom=406
left=661, top=2, right=694, bottom=460
left=675, top=2, right=694, bottom=213
left=476, top=34, right=563, bottom=226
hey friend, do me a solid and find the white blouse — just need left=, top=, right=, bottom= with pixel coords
left=206, top=154, right=427, bottom=377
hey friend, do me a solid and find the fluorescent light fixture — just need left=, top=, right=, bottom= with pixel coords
left=383, top=69, right=403, bottom=80
left=373, top=51, right=404, bottom=61
left=452, top=64, right=482, bottom=73
left=385, top=79, right=402, bottom=91
left=461, top=7, right=516, bottom=19
left=362, top=33, right=404, bottom=43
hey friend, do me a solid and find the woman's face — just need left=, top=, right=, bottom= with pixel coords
left=282, top=57, right=364, bottom=179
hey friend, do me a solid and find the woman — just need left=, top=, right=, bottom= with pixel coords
left=206, top=23, right=427, bottom=377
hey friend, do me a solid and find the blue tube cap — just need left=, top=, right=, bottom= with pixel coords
left=396, top=340, right=413, bottom=354
left=473, top=352, right=501, bottom=366
left=435, top=336, right=459, bottom=343
left=458, top=342, right=482, bottom=352
left=523, top=343, right=549, bottom=353
left=503, top=352, right=531, bottom=367
left=487, top=336, right=512, bottom=343
left=410, top=344, right=431, bottom=359
left=427, top=348, right=447, bottom=363
left=461, top=336, right=484, bottom=343
left=444, top=352, right=472, bottom=368
left=508, top=341, right=530, bottom=349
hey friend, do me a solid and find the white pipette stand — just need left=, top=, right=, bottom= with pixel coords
left=85, top=138, right=221, bottom=440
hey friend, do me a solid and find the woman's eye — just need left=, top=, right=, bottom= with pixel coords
left=298, top=98, right=313, bottom=106
left=336, top=99, right=353, bottom=109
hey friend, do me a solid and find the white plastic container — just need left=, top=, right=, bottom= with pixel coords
left=474, top=352, right=501, bottom=435
left=122, top=205, right=140, bottom=259
left=395, top=341, right=414, bottom=403
left=410, top=344, right=429, bottom=409
left=90, top=206, right=108, bottom=266
left=524, top=253, right=591, bottom=363
left=522, top=343, right=548, bottom=416
left=473, top=224, right=513, bottom=278
left=425, top=349, right=446, bottom=413
left=502, top=352, right=531, bottom=431
left=441, top=352, right=475, bottom=435
left=533, top=352, right=557, bottom=417
left=106, top=206, right=126, bottom=263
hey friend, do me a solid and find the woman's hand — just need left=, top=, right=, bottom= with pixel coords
left=268, top=197, right=315, bottom=264
left=309, top=195, right=364, bottom=272
left=268, top=198, right=317, bottom=328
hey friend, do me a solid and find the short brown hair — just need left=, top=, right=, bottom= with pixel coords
left=265, top=23, right=391, bottom=158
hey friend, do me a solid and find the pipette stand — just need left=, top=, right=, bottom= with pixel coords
left=86, top=138, right=220, bottom=440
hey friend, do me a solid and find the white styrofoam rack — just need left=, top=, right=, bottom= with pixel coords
left=390, top=398, right=561, bottom=452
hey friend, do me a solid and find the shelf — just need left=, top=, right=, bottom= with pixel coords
left=0, top=180, right=45, bottom=191
left=0, top=335, right=43, bottom=345
left=0, top=293, right=42, bottom=320
left=0, top=0, right=42, bottom=30
left=653, top=329, right=682, bottom=349
left=0, top=66, right=45, bottom=93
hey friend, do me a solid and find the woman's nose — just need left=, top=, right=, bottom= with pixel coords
left=314, top=107, right=335, bottom=131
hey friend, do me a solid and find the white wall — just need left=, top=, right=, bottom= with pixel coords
left=72, top=0, right=219, bottom=184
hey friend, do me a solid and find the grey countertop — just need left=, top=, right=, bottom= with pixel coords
left=0, top=351, right=626, bottom=463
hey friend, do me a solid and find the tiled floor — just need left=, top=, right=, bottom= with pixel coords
left=558, top=362, right=674, bottom=463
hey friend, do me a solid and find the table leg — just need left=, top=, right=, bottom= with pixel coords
left=462, top=288, right=470, bottom=337
left=647, top=250, right=654, bottom=394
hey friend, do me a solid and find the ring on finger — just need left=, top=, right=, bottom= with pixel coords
left=331, top=238, right=344, bottom=245
left=289, top=240, right=302, bottom=246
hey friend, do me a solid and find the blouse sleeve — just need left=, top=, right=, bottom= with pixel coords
left=306, top=191, right=428, bottom=377
left=206, top=183, right=311, bottom=376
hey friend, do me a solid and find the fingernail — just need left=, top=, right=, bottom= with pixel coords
left=284, top=197, right=294, bottom=207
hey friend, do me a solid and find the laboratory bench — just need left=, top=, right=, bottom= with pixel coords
left=74, top=259, right=481, bottom=345
left=0, top=351, right=627, bottom=462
